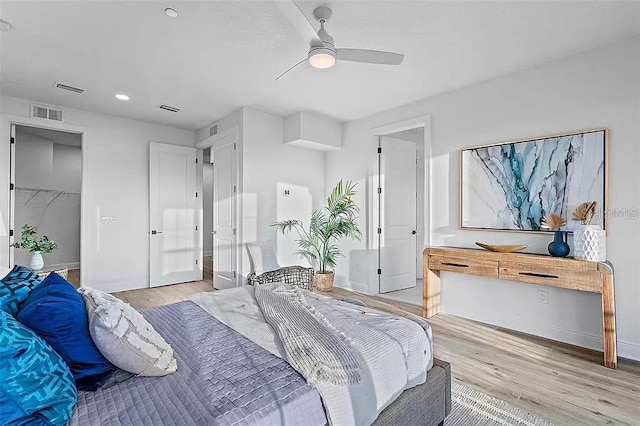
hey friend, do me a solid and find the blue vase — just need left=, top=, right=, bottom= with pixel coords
left=548, top=230, right=570, bottom=257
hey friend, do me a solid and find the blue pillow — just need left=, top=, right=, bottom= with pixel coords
left=17, top=272, right=115, bottom=391
left=0, top=265, right=43, bottom=315
left=0, top=309, right=77, bottom=426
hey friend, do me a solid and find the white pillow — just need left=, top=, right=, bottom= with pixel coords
left=247, top=240, right=281, bottom=275
left=78, top=287, right=177, bottom=377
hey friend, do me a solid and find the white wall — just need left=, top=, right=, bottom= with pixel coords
left=196, top=107, right=326, bottom=283
left=13, top=129, right=82, bottom=268
left=242, top=107, right=325, bottom=278
left=0, top=96, right=196, bottom=292
left=325, top=36, right=640, bottom=360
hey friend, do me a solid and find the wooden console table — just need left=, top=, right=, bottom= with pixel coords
left=422, top=246, right=617, bottom=369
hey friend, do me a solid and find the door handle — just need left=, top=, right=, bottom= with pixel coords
left=411, top=230, right=417, bottom=235
left=151, top=230, right=163, bottom=235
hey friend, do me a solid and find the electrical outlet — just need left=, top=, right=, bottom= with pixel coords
left=283, top=188, right=290, bottom=197
left=538, top=290, right=549, bottom=304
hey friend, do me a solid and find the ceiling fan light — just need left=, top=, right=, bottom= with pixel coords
left=309, top=49, right=336, bottom=69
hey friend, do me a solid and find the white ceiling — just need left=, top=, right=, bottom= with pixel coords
left=1, top=1, right=639, bottom=131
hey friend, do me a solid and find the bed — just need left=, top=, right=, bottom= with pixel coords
left=71, top=287, right=451, bottom=426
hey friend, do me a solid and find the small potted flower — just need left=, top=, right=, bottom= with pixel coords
left=11, top=224, right=57, bottom=271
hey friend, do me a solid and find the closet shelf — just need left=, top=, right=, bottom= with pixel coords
left=15, top=186, right=80, bottom=195
left=15, top=186, right=80, bottom=207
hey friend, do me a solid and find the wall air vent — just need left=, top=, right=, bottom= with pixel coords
left=31, top=104, right=64, bottom=122
left=54, top=82, right=84, bottom=94
left=209, top=124, right=218, bottom=137
left=158, top=104, right=180, bottom=113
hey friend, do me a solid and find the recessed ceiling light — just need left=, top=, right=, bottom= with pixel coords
left=165, top=8, right=179, bottom=18
left=115, top=94, right=130, bottom=101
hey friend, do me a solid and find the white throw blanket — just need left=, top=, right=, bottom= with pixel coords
left=254, top=284, right=361, bottom=386
left=189, top=287, right=432, bottom=426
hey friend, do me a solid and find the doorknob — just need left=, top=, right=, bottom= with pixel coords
left=411, top=230, right=417, bottom=235
left=151, top=230, right=163, bottom=235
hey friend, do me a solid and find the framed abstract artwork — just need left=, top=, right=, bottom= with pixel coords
left=460, top=128, right=607, bottom=232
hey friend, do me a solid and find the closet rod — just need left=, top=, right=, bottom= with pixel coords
left=15, top=186, right=80, bottom=196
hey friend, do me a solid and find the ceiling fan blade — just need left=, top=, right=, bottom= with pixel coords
left=275, top=57, right=309, bottom=82
left=274, top=0, right=321, bottom=45
left=337, top=48, right=405, bottom=65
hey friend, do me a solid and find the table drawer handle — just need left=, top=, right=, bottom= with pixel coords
left=519, top=272, right=559, bottom=279
left=442, top=262, right=469, bottom=268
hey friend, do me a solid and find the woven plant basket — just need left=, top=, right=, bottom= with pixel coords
left=313, top=271, right=335, bottom=292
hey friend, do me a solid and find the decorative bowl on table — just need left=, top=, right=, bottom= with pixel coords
left=475, top=242, right=527, bottom=253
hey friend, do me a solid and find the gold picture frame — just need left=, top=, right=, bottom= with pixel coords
left=459, top=128, right=608, bottom=233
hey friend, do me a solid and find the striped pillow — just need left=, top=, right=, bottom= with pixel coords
left=78, top=287, right=177, bottom=377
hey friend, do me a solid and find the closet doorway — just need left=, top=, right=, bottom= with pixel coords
left=10, top=125, right=82, bottom=286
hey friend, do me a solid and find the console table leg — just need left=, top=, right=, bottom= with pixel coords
left=423, top=268, right=441, bottom=318
left=601, top=273, right=618, bottom=369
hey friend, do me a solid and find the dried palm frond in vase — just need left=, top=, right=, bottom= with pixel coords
left=572, top=201, right=597, bottom=225
left=541, top=213, right=565, bottom=230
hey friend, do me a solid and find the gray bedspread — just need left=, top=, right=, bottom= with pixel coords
left=71, top=301, right=327, bottom=426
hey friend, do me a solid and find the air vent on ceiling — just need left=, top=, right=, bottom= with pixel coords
left=209, top=124, right=218, bottom=137
left=31, top=104, right=64, bottom=122
left=158, top=104, right=180, bottom=113
left=54, top=82, right=84, bottom=94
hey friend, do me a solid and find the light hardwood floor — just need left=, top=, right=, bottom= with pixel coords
left=112, top=256, right=214, bottom=309
left=109, top=276, right=640, bottom=425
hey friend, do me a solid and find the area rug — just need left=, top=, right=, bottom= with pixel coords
left=446, top=382, right=555, bottom=426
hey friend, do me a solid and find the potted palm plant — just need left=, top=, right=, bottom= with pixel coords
left=11, top=224, right=57, bottom=271
left=273, top=180, right=362, bottom=291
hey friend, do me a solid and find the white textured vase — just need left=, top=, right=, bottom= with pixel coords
left=574, top=225, right=606, bottom=262
left=30, top=251, right=44, bottom=271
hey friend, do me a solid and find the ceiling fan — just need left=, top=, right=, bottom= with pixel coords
left=275, top=3, right=405, bottom=81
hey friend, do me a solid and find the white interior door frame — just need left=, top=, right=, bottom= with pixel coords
left=0, top=114, right=88, bottom=286
left=196, top=126, right=241, bottom=287
left=370, top=115, right=432, bottom=294
left=378, top=136, right=418, bottom=293
left=149, top=142, right=199, bottom=287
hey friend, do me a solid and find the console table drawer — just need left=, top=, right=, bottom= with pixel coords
left=429, top=255, right=498, bottom=278
left=499, top=262, right=602, bottom=292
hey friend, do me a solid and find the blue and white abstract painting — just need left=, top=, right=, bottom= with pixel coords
left=461, top=130, right=606, bottom=232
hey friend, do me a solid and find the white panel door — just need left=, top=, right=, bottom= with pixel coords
left=7, top=124, right=16, bottom=267
left=149, top=142, right=199, bottom=287
left=212, top=135, right=237, bottom=289
left=379, top=137, right=417, bottom=293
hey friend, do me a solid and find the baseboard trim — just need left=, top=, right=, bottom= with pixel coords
left=48, top=262, right=80, bottom=270
left=442, top=308, right=640, bottom=362
left=619, top=340, right=640, bottom=361
left=334, top=278, right=372, bottom=295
